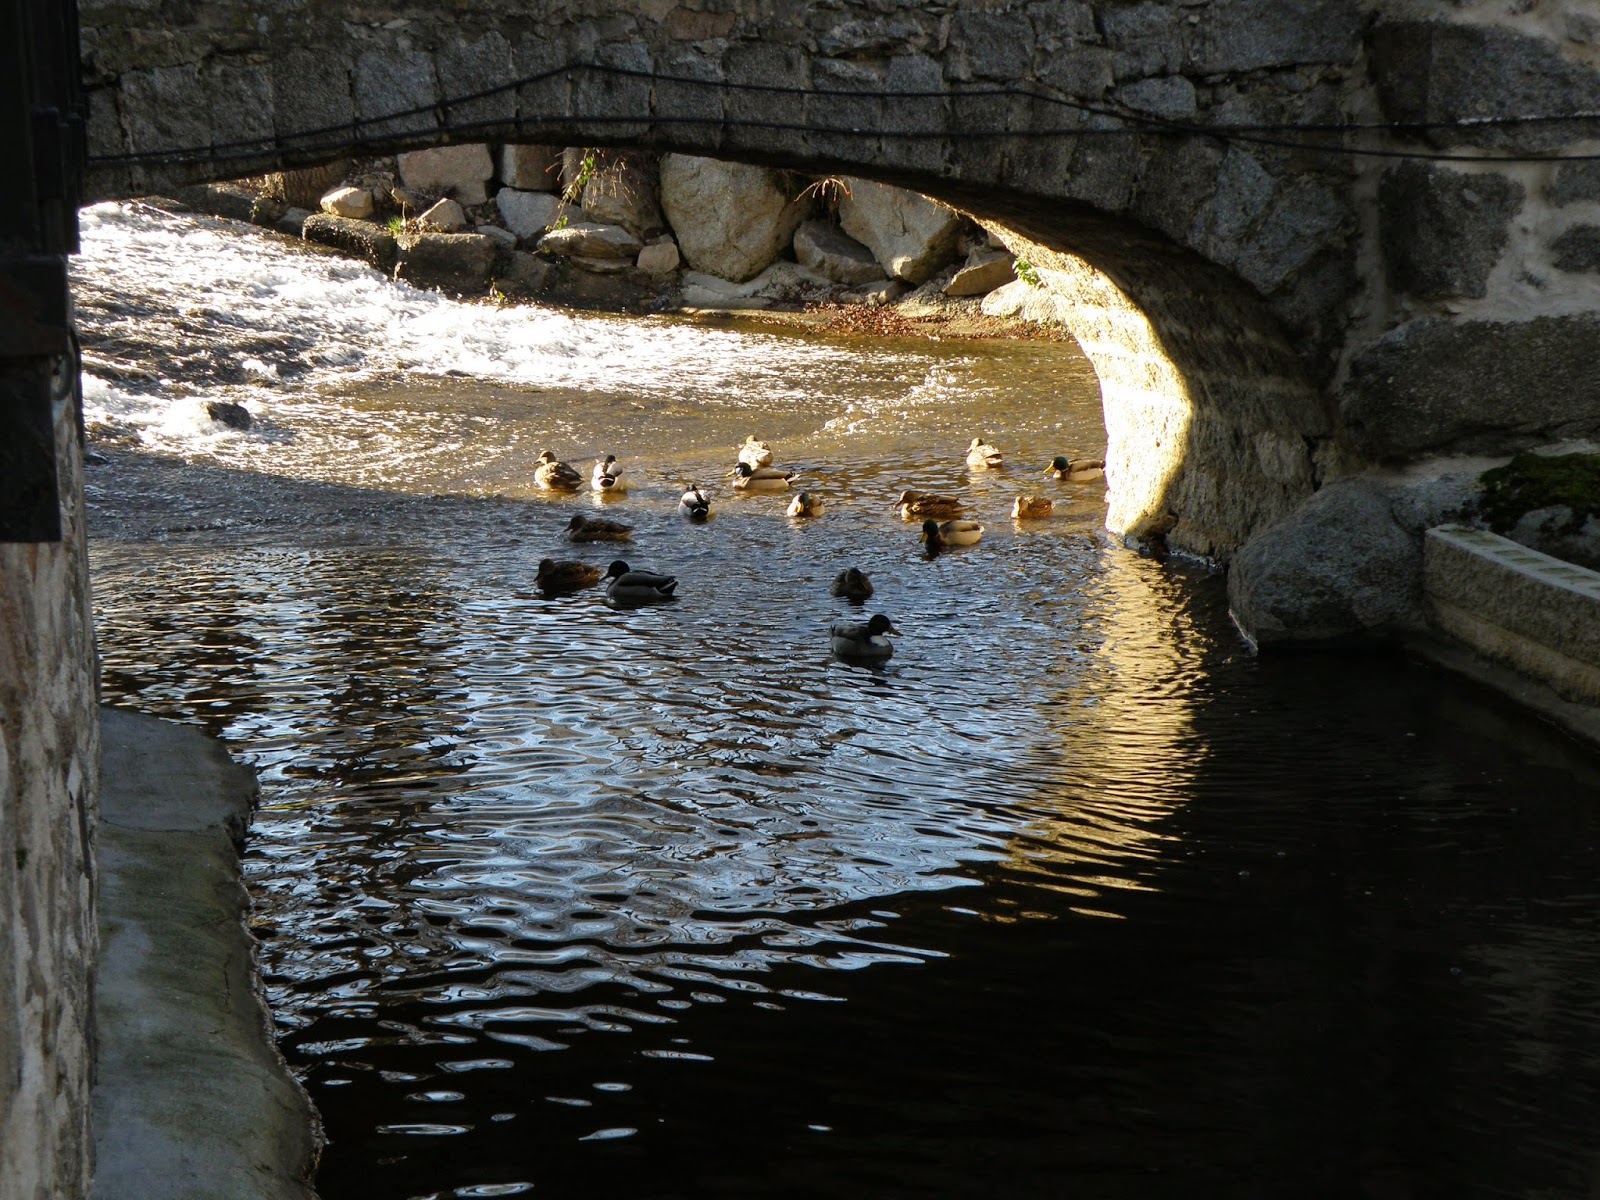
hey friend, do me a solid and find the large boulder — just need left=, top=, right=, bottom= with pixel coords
left=838, top=177, right=964, bottom=284
left=1227, top=462, right=1488, bottom=647
left=1228, top=477, right=1425, bottom=647
left=394, top=232, right=498, bottom=294
left=496, top=189, right=562, bottom=240
left=301, top=213, right=397, bottom=270
left=536, top=221, right=642, bottom=260
left=793, top=219, right=885, bottom=285
left=658, top=154, right=810, bottom=283
left=397, top=144, right=494, bottom=206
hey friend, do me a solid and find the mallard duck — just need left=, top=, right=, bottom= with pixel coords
left=787, top=491, right=824, bottom=518
left=591, top=454, right=626, bottom=493
left=534, top=449, right=583, bottom=491
left=966, top=437, right=1004, bottom=470
left=1012, top=494, right=1054, bottom=519
left=603, top=560, right=678, bottom=604
left=830, top=567, right=874, bottom=600
left=894, top=489, right=963, bottom=520
left=679, top=485, right=711, bottom=522
left=1047, top=454, right=1105, bottom=481
left=731, top=462, right=794, bottom=491
left=738, top=435, right=774, bottom=469
left=564, top=513, right=633, bottom=542
left=921, top=517, right=984, bottom=549
left=535, top=558, right=603, bottom=594
left=830, top=613, right=899, bottom=661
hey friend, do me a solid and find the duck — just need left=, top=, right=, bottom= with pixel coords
left=829, top=567, right=874, bottom=601
left=1011, top=494, right=1054, bottom=519
left=894, top=489, right=963, bottom=520
left=966, top=436, right=1004, bottom=470
left=731, top=462, right=794, bottom=491
left=535, top=558, right=603, bottom=594
left=1047, top=454, right=1105, bottom=481
left=921, top=517, right=984, bottom=550
left=679, top=484, right=711, bottom=522
left=534, top=449, right=583, bottom=491
left=738, top=435, right=774, bottom=469
left=830, top=613, right=899, bottom=661
left=564, top=513, right=633, bottom=542
left=603, top=560, right=678, bottom=604
left=591, top=454, right=626, bottom=493
left=786, top=491, right=824, bottom=518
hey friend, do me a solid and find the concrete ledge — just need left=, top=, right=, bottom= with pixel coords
left=92, top=706, right=321, bottom=1200
left=1424, top=525, right=1600, bottom=704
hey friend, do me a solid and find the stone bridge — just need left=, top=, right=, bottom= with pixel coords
left=77, top=0, right=1600, bottom=635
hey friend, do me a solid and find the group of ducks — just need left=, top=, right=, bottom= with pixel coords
left=531, top=434, right=1106, bottom=663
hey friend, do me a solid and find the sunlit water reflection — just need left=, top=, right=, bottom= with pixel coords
left=80, top=203, right=1600, bottom=1199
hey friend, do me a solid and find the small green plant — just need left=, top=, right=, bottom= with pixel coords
left=1014, top=258, right=1041, bottom=287
left=385, top=214, right=405, bottom=236
left=1478, top=452, right=1600, bottom=534
left=553, top=148, right=601, bottom=231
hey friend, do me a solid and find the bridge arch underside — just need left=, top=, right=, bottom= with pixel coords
left=86, top=79, right=1340, bottom=562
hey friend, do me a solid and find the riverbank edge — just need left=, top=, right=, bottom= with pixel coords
left=92, top=706, right=321, bottom=1200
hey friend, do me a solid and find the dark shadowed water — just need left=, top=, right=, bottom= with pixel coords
left=79, top=203, right=1600, bottom=1200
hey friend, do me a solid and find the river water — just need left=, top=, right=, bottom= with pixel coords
left=76, top=202, right=1600, bottom=1199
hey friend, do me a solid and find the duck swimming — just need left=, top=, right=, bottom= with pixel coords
left=738, top=435, right=774, bottom=469
left=894, top=490, right=963, bottom=520
left=787, top=491, right=824, bottom=518
left=829, top=567, right=874, bottom=601
left=830, top=613, right=899, bottom=661
left=564, top=514, right=633, bottom=542
left=591, top=454, right=626, bottom=493
left=603, top=560, right=678, bottom=604
left=731, top=462, right=794, bottom=491
left=1047, top=454, right=1105, bottom=481
left=535, top=558, right=603, bottom=594
left=921, top=517, right=984, bottom=550
left=534, top=449, right=583, bottom=491
left=1012, top=494, right=1054, bottom=519
left=679, top=485, right=711, bottom=522
left=966, top=437, right=1004, bottom=470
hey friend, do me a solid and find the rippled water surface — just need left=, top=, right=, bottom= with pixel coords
left=79, top=203, right=1600, bottom=1199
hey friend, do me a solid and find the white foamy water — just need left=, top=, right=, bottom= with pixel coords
left=76, top=201, right=873, bottom=419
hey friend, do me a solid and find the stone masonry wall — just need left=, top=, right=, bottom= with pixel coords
left=0, top=386, right=99, bottom=1200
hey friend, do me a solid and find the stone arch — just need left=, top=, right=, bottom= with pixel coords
left=79, top=6, right=1367, bottom=561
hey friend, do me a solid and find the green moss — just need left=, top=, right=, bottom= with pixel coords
left=1478, top=452, right=1600, bottom=534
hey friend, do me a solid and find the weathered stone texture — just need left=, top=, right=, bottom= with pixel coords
left=1342, top=316, right=1600, bottom=459
left=0, top=388, right=99, bottom=1200
left=301, top=212, right=398, bottom=269
left=1228, top=476, right=1426, bottom=647
left=1379, top=163, right=1523, bottom=300
left=1191, top=0, right=1362, bottom=72
left=1548, top=161, right=1600, bottom=207
left=839, top=177, right=963, bottom=284
left=1551, top=224, right=1600, bottom=273
left=1371, top=21, right=1600, bottom=151
left=659, top=154, right=808, bottom=283
left=496, top=188, right=561, bottom=240
left=397, top=144, right=493, bottom=206
left=394, top=232, right=499, bottom=293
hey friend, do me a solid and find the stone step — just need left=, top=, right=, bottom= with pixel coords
left=1423, top=525, right=1600, bottom=703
